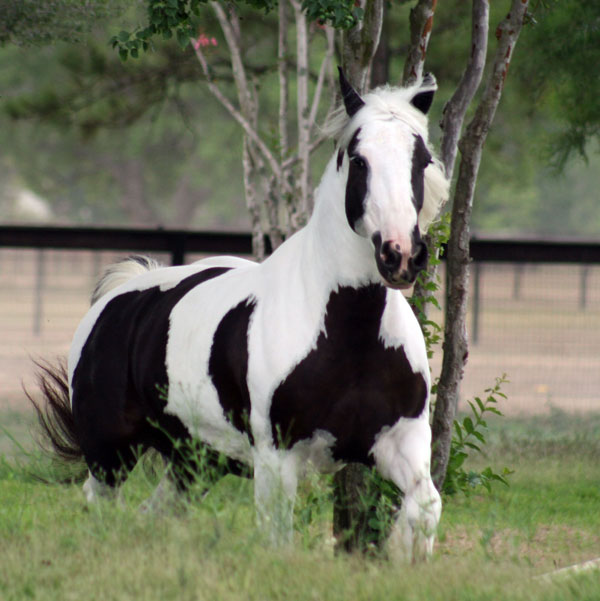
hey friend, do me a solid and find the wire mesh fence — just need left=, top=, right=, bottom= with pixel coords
left=1, top=247, right=599, bottom=414
left=430, top=262, right=600, bottom=414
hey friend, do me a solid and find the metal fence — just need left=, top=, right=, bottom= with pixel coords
left=1, top=225, right=599, bottom=415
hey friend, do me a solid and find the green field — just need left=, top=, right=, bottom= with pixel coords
left=1, top=409, right=599, bottom=601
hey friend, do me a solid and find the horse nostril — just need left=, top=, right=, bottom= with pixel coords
left=380, top=241, right=402, bottom=271
left=412, top=241, right=428, bottom=270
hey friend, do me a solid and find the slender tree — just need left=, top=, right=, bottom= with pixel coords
left=431, top=0, right=530, bottom=488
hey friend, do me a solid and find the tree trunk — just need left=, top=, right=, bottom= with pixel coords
left=431, top=0, right=530, bottom=489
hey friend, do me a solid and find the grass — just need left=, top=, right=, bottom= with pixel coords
left=0, top=409, right=599, bottom=601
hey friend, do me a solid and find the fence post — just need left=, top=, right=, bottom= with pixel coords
left=33, top=249, right=46, bottom=336
left=513, top=264, right=523, bottom=300
left=471, top=261, right=481, bottom=345
left=170, top=233, right=187, bottom=266
left=580, top=265, right=589, bottom=310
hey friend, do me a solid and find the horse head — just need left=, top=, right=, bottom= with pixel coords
left=331, top=69, right=448, bottom=289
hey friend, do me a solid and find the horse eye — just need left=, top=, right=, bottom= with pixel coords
left=351, top=156, right=366, bottom=170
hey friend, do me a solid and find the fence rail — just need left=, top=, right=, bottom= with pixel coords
left=0, top=225, right=258, bottom=265
left=2, top=225, right=600, bottom=265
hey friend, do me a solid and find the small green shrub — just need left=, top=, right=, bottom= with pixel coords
left=443, top=375, right=513, bottom=496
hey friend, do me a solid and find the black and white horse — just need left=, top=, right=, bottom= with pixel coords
left=35, top=70, right=449, bottom=562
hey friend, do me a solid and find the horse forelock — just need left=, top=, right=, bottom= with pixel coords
left=322, top=83, right=431, bottom=148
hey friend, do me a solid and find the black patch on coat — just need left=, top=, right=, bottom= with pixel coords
left=411, top=135, right=432, bottom=212
left=345, top=128, right=368, bottom=231
left=209, top=298, right=256, bottom=441
left=71, top=267, right=245, bottom=486
left=269, top=285, right=427, bottom=464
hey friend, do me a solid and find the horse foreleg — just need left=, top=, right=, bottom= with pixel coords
left=252, top=447, right=298, bottom=547
left=372, top=417, right=442, bottom=563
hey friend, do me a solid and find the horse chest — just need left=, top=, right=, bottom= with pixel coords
left=268, top=285, right=427, bottom=463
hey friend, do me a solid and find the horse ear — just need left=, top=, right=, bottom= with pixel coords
left=410, top=72, right=437, bottom=115
left=338, top=67, right=365, bottom=118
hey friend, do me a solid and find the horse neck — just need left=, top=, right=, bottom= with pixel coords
left=300, top=152, right=380, bottom=292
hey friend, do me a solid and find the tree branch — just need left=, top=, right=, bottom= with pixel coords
left=242, top=138, right=266, bottom=260
left=431, top=0, right=530, bottom=491
left=192, top=43, right=286, bottom=194
left=402, top=0, right=437, bottom=86
left=211, top=2, right=254, bottom=120
left=308, top=25, right=335, bottom=133
left=342, top=0, right=384, bottom=92
left=290, top=0, right=312, bottom=218
left=278, top=0, right=289, bottom=161
left=439, top=0, right=489, bottom=180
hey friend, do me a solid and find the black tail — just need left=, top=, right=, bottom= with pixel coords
left=26, top=358, right=86, bottom=480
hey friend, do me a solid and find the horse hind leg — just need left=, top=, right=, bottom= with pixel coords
left=372, top=417, right=442, bottom=563
left=83, top=471, right=117, bottom=503
left=82, top=442, right=142, bottom=504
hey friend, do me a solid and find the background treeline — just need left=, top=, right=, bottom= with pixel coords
left=1, top=0, right=599, bottom=236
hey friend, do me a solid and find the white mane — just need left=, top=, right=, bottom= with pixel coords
left=322, top=80, right=449, bottom=234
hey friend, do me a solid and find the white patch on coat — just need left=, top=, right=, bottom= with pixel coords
left=378, top=289, right=430, bottom=381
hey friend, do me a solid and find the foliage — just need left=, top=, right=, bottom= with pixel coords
left=516, top=1, right=600, bottom=169
left=301, top=0, right=363, bottom=30
left=111, top=0, right=360, bottom=60
left=443, top=375, right=513, bottom=496
left=409, top=213, right=451, bottom=359
left=0, top=0, right=122, bottom=46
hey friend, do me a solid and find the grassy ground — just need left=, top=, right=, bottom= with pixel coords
left=1, top=410, right=599, bottom=601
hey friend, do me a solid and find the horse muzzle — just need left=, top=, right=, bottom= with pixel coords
left=372, top=232, right=428, bottom=289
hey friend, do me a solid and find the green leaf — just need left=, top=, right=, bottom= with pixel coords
left=467, top=400, right=479, bottom=418
left=453, top=421, right=464, bottom=442
left=176, top=29, right=190, bottom=48
left=368, top=517, right=383, bottom=531
left=118, top=48, right=128, bottom=61
left=472, top=431, right=486, bottom=444
left=462, top=417, right=474, bottom=434
left=450, top=451, right=468, bottom=469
